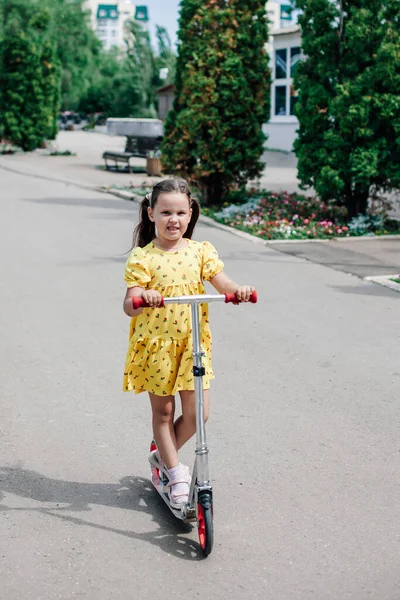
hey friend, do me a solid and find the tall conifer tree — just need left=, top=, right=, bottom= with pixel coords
left=162, top=0, right=270, bottom=205
left=0, top=3, right=60, bottom=150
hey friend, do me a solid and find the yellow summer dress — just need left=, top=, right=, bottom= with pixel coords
left=123, top=240, right=224, bottom=396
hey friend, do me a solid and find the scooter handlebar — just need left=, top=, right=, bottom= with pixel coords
left=132, top=290, right=257, bottom=310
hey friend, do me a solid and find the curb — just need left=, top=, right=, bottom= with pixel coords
left=364, top=275, right=400, bottom=294
left=101, top=186, right=400, bottom=247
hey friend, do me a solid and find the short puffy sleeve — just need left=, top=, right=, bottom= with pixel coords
left=201, top=241, right=224, bottom=281
left=124, top=247, right=151, bottom=288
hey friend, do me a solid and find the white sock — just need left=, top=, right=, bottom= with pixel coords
left=168, top=465, right=189, bottom=498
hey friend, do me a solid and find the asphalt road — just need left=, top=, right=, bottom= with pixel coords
left=270, top=238, right=400, bottom=279
left=1, top=169, right=400, bottom=600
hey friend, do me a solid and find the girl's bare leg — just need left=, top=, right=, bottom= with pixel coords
left=174, top=390, right=210, bottom=450
left=149, top=393, right=179, bottom=469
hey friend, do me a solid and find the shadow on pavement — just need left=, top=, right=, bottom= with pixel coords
left=0, top=466, right=204, bottom=561
left=25, top=196, right=137, bottom=211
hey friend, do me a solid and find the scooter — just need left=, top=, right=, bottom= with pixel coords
left=132, top=291, right=258, bottom=556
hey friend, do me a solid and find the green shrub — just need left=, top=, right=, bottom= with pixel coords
left=294, top=0, right=400, bottom=217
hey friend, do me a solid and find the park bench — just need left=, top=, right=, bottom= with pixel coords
left=103, top=135, right=163, bottom=173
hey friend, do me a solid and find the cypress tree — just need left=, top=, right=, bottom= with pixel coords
left=294, top=0, right=400, bottom=217
left=162, top=0, right=270, bottom=205
left=0, top=1, right=60, bottom=150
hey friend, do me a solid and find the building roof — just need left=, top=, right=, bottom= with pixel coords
left=157, top=83, right=175, bottom=94
left=97, top=4, right=119, bottom=19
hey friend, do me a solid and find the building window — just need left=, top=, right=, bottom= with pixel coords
left=99, top=9, right=107, bottom=17
left=275, top=86, right=287, bottom=116
left=272, top=45, right=302, bottom=118
left=275, top=49, right=287, bottom=79
left=290, top=47, right=301, bottom=76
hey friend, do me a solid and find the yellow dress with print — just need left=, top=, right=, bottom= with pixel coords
left=123, top=240, right=224, bottom=395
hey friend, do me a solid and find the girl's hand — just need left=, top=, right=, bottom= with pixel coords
left=235, top=285, right=255, bottom=302
left=141, top=289, right=163, bottom=307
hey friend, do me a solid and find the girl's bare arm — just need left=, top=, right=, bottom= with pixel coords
left=209, top=271, right=255, bottom=302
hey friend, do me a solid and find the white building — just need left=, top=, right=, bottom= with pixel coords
left=264, top=2, right=302, bottom=151
left=264, top=25, right=302, bottom=152
left=84, top=1, right=148, bottom=50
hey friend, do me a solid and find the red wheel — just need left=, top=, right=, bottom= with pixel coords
left=197, top=492, right=213, bottom=557
left=150, top=439, right=160, bottom=484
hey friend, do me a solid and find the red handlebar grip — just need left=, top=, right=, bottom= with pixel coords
left=224, top=291, right=258, bottom=304
left=132, top=296, right=165, bottom=310
left=249, top=290, right=258, bottom=303
left=224, top=293, right=239, bottom=304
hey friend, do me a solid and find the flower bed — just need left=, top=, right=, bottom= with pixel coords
left=205, top=191, right=400, bottom=240
left=110, top=185, right=400, bottom=241
left=390, top=276, right=400, bottom=284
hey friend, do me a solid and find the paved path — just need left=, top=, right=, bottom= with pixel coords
left=1, top=130, right=399, bottom=282
left=1, top=167, right=400, bottom=599
left=0, top=130, right=304, bottom=194
left=271, top=237, right=400, bottom=279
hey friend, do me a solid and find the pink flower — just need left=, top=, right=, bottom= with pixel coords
left=304, top=219, right=309, bottom=224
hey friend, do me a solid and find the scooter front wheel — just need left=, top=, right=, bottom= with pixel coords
left=197, top=492, right=213, bottom=557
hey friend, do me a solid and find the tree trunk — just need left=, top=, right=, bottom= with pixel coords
left=345, top=182, right=369, bottom=218
left=198, top=173, right=226, bottom=206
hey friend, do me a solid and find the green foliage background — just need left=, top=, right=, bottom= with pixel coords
left=294, top=0, right=400, bottom=216
left=162, top=0, right=271, bottom=205
left=0, top=0, right=176, bottom=149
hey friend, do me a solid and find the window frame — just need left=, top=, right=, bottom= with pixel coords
left=270, top=38, right=302, bottom=123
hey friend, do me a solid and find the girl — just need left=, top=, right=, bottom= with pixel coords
left=123, top=178, right=254, bottom=508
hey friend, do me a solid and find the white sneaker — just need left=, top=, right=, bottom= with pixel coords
left=167, top=465, right=191, bottom=509
left=148, top=449, right=190, bottom=478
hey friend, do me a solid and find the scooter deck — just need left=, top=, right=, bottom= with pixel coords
left=150, top=461, right=197, bottom=522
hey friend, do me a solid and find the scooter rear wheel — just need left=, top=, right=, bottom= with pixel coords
left=197, top=492, right=213, bottom=557
left=149, top=440, right=160, bottom=484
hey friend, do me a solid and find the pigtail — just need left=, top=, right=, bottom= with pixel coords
left=132, top=194, right=156, bottom=248
left=184, top=194, right=200, bottom=240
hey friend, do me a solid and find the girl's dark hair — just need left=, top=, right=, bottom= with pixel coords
left=132, top=178, right=200, bottom=248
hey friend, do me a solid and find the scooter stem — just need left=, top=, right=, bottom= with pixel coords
left=191, top=302, right=210, bottom=486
